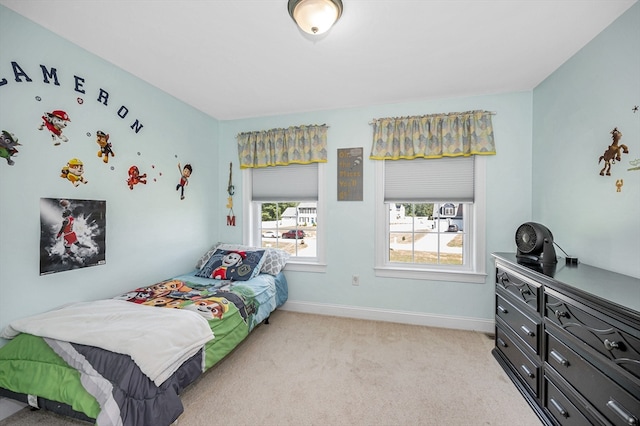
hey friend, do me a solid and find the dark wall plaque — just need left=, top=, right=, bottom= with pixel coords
left=337, top=147, right=363, bottom=201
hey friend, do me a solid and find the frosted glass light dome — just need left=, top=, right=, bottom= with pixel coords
left=288, top=0, right=343, bottom=35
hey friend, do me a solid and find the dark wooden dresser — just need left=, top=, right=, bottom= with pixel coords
left=491, top=252, right=640, bottom=426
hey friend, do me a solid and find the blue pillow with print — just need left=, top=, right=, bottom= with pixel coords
left=195, top=248, right=266, bottom=281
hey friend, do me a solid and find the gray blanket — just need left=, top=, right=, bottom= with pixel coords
left=46, top=338, right=203, bottom=426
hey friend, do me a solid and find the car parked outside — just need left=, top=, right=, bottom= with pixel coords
left=261, top=231, right=278, bottom=238
left=281, top=229, right=305, bottom=239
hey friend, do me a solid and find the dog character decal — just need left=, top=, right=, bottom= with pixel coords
left=38, top=110, right=71, bottom=145
left=60, top=158, right=88, bottom=186
left=96, top=131, right=115, bottom=163
left=0, top=130, right=21, bottom=166
left=127, top=165, right=147, bottom=189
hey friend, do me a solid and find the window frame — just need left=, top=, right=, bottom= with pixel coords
left=374, top=157, right=487, bottom=283
left=242, top=164, right=327, bottom=273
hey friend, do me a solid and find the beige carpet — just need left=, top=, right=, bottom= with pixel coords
left=0, top=310, right=541, bottom=426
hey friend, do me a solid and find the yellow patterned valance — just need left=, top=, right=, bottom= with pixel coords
left=370, top=110, right=496, bottom=160
left=237, top=124, right=328, bottom=169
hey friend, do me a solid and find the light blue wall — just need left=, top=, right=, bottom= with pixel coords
left=532, top=2, right=640, bottom=278
left=218, top=91, right=533, bottom=323
left=0, top=6, right=220, bottom=340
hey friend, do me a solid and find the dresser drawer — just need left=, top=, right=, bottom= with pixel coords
left=496, top=325, right=540, bottom=397
left=544, top=375, right=592, bottom=426
left=545, top=331, right=640, bottom=426
left=496, top=292, right=540, bottom=354
left=545, top=289, right=640, bottom=381
left=496, top=267, right=540, bottom=313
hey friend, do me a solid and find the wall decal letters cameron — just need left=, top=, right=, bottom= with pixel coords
left=1, top=61, right=144, bottom=134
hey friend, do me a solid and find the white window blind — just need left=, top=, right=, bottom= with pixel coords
left=384, top=157, right=474, bottom=203
left=252, top=163, right=318, bottom=201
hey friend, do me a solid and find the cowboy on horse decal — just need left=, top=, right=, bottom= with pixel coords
left=599, top=127, right=629, bottom=176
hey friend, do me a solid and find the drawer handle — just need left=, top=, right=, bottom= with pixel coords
left=520, top=364, right=534, bottom=379
left=604, top=339, right=621, bottom=351
left=497, top=305, right=508, bottom=314
left=554, top=310, right=568, bottom=319
left=606, top=399, right=638, bottom=426
left=550, top=349, right=569, bottom=367
left=550, top=398, right=568, bottom=418
left=497, top=337, right=508, bottom=348
left=520, top=325, right=535, bottom=337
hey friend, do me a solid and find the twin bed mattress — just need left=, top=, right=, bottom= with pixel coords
left=0, top=270, right=288, bottom=425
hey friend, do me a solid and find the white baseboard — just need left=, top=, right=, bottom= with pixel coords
left=0, top=397, right=26, bottom=421
left=279, top=300, right=495, bottom=334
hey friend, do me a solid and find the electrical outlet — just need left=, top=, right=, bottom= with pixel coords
left=352, top=275, right=360, bottom=286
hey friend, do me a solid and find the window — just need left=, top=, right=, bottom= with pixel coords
left=374, top=157, right=486, bottom=283
left=388, top=202, right=468, bottom=265
left=259, top=202, right=316, bottom=258
left=243, top=163, right=326, bottom=272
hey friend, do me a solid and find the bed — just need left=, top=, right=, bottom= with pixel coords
left=0, top=244, right=289, bottom=426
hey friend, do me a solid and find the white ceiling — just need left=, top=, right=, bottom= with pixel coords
left=1, top=0, right=636, bottom=120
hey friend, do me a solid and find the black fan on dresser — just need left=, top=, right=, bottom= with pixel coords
left=515, top=222, right=557, bottom=265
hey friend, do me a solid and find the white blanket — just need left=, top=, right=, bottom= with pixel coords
left=1, top=299, right=214, bottom=386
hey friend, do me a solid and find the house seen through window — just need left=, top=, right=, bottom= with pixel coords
left=259, top=202, right=317, bottom=258
left=388, top=202, right=467, bottom=266
left=374, top=157, right=486, bottom=283
left=244, top=163, right=325, bottom=268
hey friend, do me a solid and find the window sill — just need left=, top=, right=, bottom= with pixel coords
left=284, top=262, right=327, bottom=273
left=374, top=266, right=487, bottom=284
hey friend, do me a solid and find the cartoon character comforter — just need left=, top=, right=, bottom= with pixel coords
left=0, top=271, right=288, bottom=426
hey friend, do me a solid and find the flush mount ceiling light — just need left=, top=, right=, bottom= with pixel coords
left=288, top=0, right=343, bottom=35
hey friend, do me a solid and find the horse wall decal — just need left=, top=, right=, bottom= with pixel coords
left=599, top=127, right=629, bottom=176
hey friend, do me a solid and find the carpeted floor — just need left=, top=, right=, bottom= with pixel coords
left=0, top=310, right=541, bottom=425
